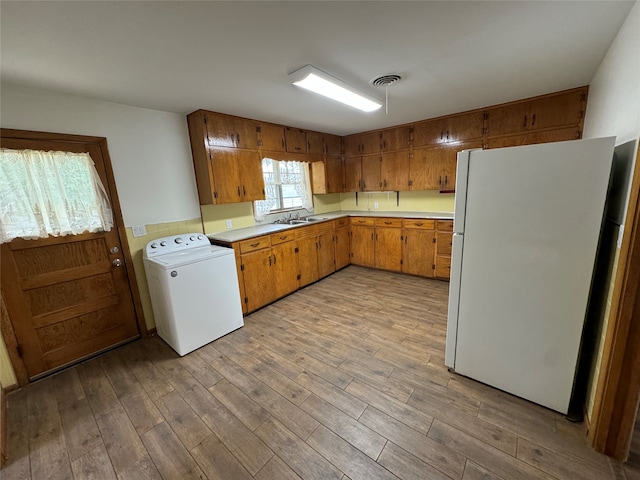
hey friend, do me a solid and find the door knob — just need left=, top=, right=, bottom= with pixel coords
left=110, top=246, right=119, bottom=254
left=113, top=259, right=123, bottom=267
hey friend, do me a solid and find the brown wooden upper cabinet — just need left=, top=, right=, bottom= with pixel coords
left=306, top=130, right=324, bottom=155
left=258, top=123, right=286, bottom=152
left=204, top=112, right=259, bottom=149
left=412, top=111, right=484, bottom=148
left=344, top=132, right=381, bottom=156
left=485, top=88, right=586, bottom=137
left=381, top=151, right=410, bottom=191
left=324, top=134, right=343, bottom=156
left=285, top=127, right=308, bottom=154
left=381, top=126, right=411, bottom=152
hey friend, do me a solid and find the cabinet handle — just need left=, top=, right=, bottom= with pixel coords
left=440, top=131, right=444, bottom=141
left=415, top=222, right=424, bottom=226
left=243, top=185, right=246, bottom=196
left=405, top=236, right=408, bottom=244
left=279, top=235, right=287, bottom=240
left=237, top=186, right=241, bottom=196
left=438, top=176, right=442, bottom=186
left=384, top=221, right=392, bottom=225
left=269, top=255, right=272, bottom=266
left=532, top=114, right=536, bottom=126
left=282, top=138, right=285, bottom=149
left=316, top=242, right=319, bottom=250
left=444, top=175, right=448, bottom=186
left=383, top=179, right=387, bottom=188
left=371, top=233, right=374, bottom=240
left=273, top=255, right=276, bottom=264
left=523, top=115, right=528, bottom=128
left=250, top=242, right=260, bottom=248
left=237, top=134, right=240, bottom=146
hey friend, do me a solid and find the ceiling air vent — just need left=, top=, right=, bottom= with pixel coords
left=370, top=74, right=402, bottom=87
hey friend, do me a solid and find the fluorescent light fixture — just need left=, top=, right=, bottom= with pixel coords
left=289, top=65, right=382, bottom=112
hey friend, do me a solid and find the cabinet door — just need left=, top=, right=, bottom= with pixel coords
left=317, top=231, right=335, bottom=279
left=361, top=154, right=381, bottom=192
left=285, top=127, right=308, bottom=154
left=241, top=249, right=276, bottom=312
left=439, top=140, right=483, bottom=191
left=344, top=132, right=380, bottom=156
left=306, top=131, right=324, bottom=155
left=485, top=102, right=531, bottom=137
left=412, top=118, right=447, bottom=148
left=375, top=227, right=403, bottom=272
left=402, top=229, right=435, bottom=277
left=343, top=156, right=362, bottom=192
left=447, top=112, right=485, bottom=142
left=528, top=89, right=586, bottom=131
left=334, top=226, right=350, bottom=270
left=484, top=127, right=581, bottom=149
left=238, top=150, right=265, bottom=201
left=259, top=124, right=286, bottom=152
left=381, top=151, right=410, bottom=191
left=297, top=235, right=319, bottom=287
left=325, top=156, right=344, bottom=193
left=234, top=253, right=248, bottom=313
left=436, top=231, right=453, bottom=256
left=205, top=114, right=258, bottom=149
left=435, top=256, right=451, bottom=280
left=324, top=134, right=342, bottom=156
left=409, top=147, right=441, bottom=191
left=209, top=148, right=242, bottom=204
left=350, top=225, right=375, bottom=267
left=271, top=242, right=299, bottom=299
left=381, top=126, right=411, bottom=151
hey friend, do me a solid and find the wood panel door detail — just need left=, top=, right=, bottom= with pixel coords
left=0, top=131, right=141, bottom=381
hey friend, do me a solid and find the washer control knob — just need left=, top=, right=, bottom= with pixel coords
left=190, top=235, right=196, bottom=241
left=175, top=237, right=183, bottom=244
left=151, top=243, right=158, bottom=249
left=197, top=235, right=204, bottom=240
left=160, top=241, right=167, bottom=247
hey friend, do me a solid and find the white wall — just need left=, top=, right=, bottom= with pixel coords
left=0, top=83, right=201, bottom=226
left=583, top=1, right=640, bottom=145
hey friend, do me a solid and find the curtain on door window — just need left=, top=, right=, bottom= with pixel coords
left=0, top=149, right=113, bottom=243
left=254, top=159, right=313, bottom=221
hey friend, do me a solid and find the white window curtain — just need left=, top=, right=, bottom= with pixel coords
left=254, top=159, right=313, bottom=221
left=0, top=149, right=114, bottom=243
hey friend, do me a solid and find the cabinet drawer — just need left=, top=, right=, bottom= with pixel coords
left=350, top=217, right=375, bottom=226
left=402, top=219, right=435, bottom=229
left=335, top=217, right=349, bottom=228
left=239, top=235, right=271, bottom=253
left=436, top=232, right=453, bottom=256
left=270, top=231, right=295, bottom=245
left=436, top=220, right=454, bottom=232
left=435, top=256, right=451, bottom=279
left=295, top=223, right=323, bottom=238
left=375, top=218, right=402, bottom=228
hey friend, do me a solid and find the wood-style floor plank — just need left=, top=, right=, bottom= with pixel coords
left=5, top=266, right=620, bottom=480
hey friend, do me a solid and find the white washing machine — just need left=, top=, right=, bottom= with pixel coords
left=143, top=233, right=243, bottom=356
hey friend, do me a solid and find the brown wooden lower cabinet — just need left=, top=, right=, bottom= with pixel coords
left=350, top=223, right=375, bottom=267
left=334, top=225, right=350, bottom=270
left=222, top=216, right=452, bottom=314
left=374, top=218, right=403, bottom=272
left=402, top=220, right=436, bottom=278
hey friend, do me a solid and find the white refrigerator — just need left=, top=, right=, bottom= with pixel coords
left=445, top=137, right=615, bottom=414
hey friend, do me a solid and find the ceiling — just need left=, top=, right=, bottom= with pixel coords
left=0, top=1, right=635, bottom=136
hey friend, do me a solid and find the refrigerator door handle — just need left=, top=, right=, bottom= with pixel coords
left=445, top=232, right=465, bottom=368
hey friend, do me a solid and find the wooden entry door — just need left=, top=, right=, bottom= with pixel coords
left=0, top=130, right=141, bottom=381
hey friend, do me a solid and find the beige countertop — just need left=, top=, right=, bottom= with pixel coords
left=208, top=210, right=453, bottom=243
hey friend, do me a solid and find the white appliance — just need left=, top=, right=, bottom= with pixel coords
left=445, top=137, right=615, bottom=414
left=143, top=233, right=244, bottom=356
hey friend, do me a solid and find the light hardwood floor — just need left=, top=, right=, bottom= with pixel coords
left=2, top=266, right=627, bottom=479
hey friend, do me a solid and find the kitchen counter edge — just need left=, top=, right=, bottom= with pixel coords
left=208, top=210, right=453, bottom=243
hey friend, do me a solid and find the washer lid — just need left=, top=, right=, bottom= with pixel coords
left=145, top=245, right=232, bottom=269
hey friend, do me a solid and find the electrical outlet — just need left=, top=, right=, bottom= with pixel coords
left=374, top=202, right=379, bottom=210
left=226, top=219, right=233, bottom=229
left=132, top=224, right=146, bottom=237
